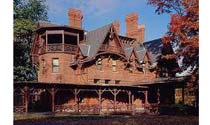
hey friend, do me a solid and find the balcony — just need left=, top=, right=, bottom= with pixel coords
left=47, top=44, right=78, bottom=54
left=100, top=44, right=124, bottom=55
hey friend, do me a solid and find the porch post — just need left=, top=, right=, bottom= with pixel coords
left=98, top=90, right=102, bottom=113
left=109, top=89, right=120, bottom=111
left=73, top=89, right=80, bottom=113
left=157, top=88, right=160, bottom=105
left=145, top=90, right=149, bottom=105
left=114, top=93, right=116, bottom=111
left=157, top=88, right=160, bottom=114
left=24, top=86, right=29, bottom=113
left=131, top=93, right=135, bottom=115
left=182, top=85, right=185, bottom=104
left=51, top=88, right=55, bottom=112
left=128, top=91, right=131, bottom=111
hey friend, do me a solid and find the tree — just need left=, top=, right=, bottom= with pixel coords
left=14, top=0, right=48, bottom=81
left=148, top=0, right=198, bottom=107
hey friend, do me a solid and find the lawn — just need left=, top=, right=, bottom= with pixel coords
left=14, top=113, right=198, bottom=125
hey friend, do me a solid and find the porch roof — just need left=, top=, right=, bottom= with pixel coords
left=14, top=81, right=148, bottom=90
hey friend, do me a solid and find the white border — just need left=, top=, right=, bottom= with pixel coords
left=0, top=0, right=13, bottom=125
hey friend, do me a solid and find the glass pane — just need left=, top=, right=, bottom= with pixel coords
left=53, top=66, right=59, bottom=73
left=53, top=59, right=59, bottom=65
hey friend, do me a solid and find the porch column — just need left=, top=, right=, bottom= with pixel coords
left=157, top=88, right=160, bottom=114
left=51, top=88, right=55, bottom=112
left=73, top=89, right=80, bottom=113
left=96, top=89, right=105, bottom=114
left=157, top=88, right=160, bottom=105
left=131, top=93, right=135, bottom=115
left=144, top=90, right=149, bottom=105
left=109, top=89, right=120, bottom=111
left=182, top=85, right=185, bottom=104
left=128, top=91, right=131, bottom=111
left=24, top=86, right=29, bottom=113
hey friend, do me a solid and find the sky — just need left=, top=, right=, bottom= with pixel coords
left=45, top=0, right=171, bottom=42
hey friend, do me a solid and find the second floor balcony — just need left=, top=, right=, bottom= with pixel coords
left=47, top=44, right=78, bottom=54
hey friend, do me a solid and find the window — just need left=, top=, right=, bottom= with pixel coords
left=105, top=80, right=110, bottom=84
left=48, top=34, right=62, bottom=44
left=94, top=79, right=100, bottom=84
left=112, top=60, right=117, bottom=72
left=115, top=80, right=120, bottom=84
left=96, top=58, right=102, bottom=70
left=52, top=58, right=59, bottom=73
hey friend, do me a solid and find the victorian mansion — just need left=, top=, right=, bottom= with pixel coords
left=14, top=8, right=188, bottom=114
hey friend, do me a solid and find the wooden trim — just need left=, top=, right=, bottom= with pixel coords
left=77, top=33, right=79, bottom=45
left=64, top=31, right=78, bottom=36
left=24, top=86, right=29, bottom=113
left=46, top=30, right=64, bottom=34
left=46, top=31, right=48, bottom=52
left=62, top=30, right=64, bottom=51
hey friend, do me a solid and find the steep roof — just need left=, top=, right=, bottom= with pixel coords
left=143, top=38, right=164, bottom=64
left=134, top=44, right=147, bottom=64
left=85, top=23, right=112, bottom=58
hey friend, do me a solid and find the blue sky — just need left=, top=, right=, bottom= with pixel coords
left=45, top=0, right=171, bottom=42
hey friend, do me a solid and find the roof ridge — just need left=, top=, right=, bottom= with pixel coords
left=88, top=23, right=112, bottom=33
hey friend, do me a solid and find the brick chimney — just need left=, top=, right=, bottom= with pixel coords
left=68, top=8, right=83, bottom=28
left=113, top=20, right=120, bottom=34
left=125, top=13, right=145, bottom=44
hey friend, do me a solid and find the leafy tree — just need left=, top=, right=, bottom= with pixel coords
left=148, top=0, right=198, bottom=107
left=14, top=0, right=48, bottom=81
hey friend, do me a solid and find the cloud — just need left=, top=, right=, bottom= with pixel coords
left=46, top=0, right=146, bottom=17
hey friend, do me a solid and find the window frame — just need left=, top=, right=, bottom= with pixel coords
left=52, top=58, right=59, bottom=73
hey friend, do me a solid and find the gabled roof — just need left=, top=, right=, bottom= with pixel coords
left=85, top=23, right=112, bottom=58
left=134, top=44, right=147, bottom=64
left=124, top=47, right=134, bottom=59
left=118, top=35, right=135, bottom=48
left=143, top=38, right=164, bottom=64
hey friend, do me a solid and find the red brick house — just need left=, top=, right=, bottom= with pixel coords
left=14, top=8, right=186, bottom=114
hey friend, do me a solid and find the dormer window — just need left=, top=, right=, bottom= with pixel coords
left=112, top=59, right=117, bottom=72
left=96, top=58, right=102, bottom=70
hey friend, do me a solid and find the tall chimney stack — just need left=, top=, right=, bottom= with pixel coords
left=68, top=8, right=83, bottom=28
left=125, top=13, right=145, bottom=44
left=113, top=20, right=120, bottom=34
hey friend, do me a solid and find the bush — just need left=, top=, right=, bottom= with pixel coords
left=159, top=104, right=198, bottom=116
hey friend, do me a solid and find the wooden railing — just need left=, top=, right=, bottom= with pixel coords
left=145, top=103, right=159, bottom=114
left=47, top=44, right=78, bottom=54
left=14, top=106, right=26, bottom=113
left=54, top=104, right=139, bottom=114
left=55, top=105, right=77, bottom=112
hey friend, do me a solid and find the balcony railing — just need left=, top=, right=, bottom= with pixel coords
left=100, top=44, right=124, bottom=54
left=47, top=44, right=78, bottom=54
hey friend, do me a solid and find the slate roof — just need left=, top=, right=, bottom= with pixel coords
left=36, top=21, right=164, bottom=66
left=84, top=23, right=113, bottom=58
left=118, top=35, right=135, bottom=48
left=36, top=21, right=84, bottom=31
left=143, top=38, right=164, bottom=64
left=134, top=44, right=147, bottom=64
left=124, top=47, right=134, bottom=59
left=37, top=21, right=62, bottom=28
